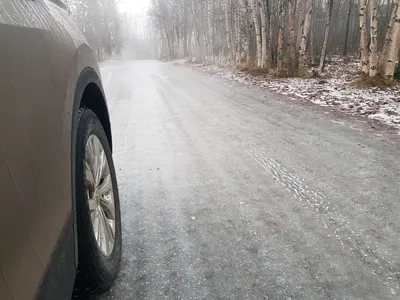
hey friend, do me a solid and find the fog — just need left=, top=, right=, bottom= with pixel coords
left=67, top=0, right=155, bottom=61
left=67, top=0, right=399, bottom=80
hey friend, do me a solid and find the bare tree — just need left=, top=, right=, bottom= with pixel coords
left=383, top=0, right=400, bottom=80
left=259, top=0, right=269, bottom=68
left=241, top=0, right=251, bottom=65
left=277, top=0, right=286, bottom=74
left=145, top=0, right=399, bottom=80
left=288, top=0, right=296, bottom=75
left=380, top=0, right=399, bottom=75
left=224, top=0, right=233, bottom=63
left=369, top=0, right=379, bottom=77
left=343, top=0, right=352, bottom=55
left=318, top=0, right=333, bottom=74
left=235, top=2, right=243, bottom=64
left=251, top=0, right=263, bottom=67
left=299, top=0, right=314, bottom=74
left=207, top=0, right=214, bottom=61
left=359, top=0, right=369, bottom=75
left=266, top=0, right=273, bottom=67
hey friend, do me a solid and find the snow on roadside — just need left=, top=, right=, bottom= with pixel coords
left=186, top=57, right=400, bottom=130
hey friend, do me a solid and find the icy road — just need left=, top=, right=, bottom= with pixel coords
left=97, top=60, right=400, bottom=300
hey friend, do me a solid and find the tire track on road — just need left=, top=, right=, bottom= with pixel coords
left=158, top=69, right=399, bottom=296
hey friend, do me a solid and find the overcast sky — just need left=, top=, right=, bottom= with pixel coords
left=119, top=0, right=150, bottom=14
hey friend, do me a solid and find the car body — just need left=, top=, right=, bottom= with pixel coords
left=0, top=1, right=121, bottom=299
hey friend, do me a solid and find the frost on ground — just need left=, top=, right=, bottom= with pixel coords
left=185, top=57, right=400, bottom=130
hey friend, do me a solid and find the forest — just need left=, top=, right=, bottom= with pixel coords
left=64, top=0, right=400, bottom=128
left=65, top=0, right=123, bottom=60
left=148, top=0, right=400, bottom=81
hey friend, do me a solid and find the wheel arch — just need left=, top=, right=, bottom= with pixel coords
left=71, top=67, right=112, bottom=268
left=73, top=68, right=112, bottom=151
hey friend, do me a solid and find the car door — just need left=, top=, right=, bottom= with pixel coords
left=0, top=1, right=79, bottom=299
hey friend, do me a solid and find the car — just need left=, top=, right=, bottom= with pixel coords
left=0, top=1, right=122, bottom=299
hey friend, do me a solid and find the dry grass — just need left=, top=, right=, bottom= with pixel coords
left=297, top=69, right=314, bottom=79
left=234, top=66, right=272, bottom=77
left=247, top=67, right=270, bottom=76
left=235, top=64, right=312, bottom=79
left=353, top=74, right=397, bottom=88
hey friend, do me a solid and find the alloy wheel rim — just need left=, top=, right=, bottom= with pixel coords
left=84, top=135, right=116, bottom=257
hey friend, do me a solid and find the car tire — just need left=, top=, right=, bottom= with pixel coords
left=73, top=108, right=121, bottom=298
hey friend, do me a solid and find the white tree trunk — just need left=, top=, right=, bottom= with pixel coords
left=296, top=1, right=305, bottom=48
left=277, top=0, right=285, bottom=74
left=298, top=0, right=313, bottom=73
left=369, top=0, right=378, bottom=77
left=241, top=0, right=251, bottom=65
left=384, top=0, right=400, bottom=80
left=235, top=3, right=242, bottom=64
left=224, top=0, right=233, bottom=63
left=288, top=0, right=296, bottom=75
left=359, top=0, right=369, bottom=75
left=267, top=0, right=272, bottom=68
left=260, top=0, right=268, bottom=68
left=251, top=0, right=262, bottom=68
left=207, top=0, right=214, bottom=61
left=318, top=0, right=332, bottom=74
left=310, top=10, right=316, bottom=65
left=188, top=31, right=192, bottom=58
left=380, top=0, right=399, bottom=74
left=245, top=5, right=251, bottom=65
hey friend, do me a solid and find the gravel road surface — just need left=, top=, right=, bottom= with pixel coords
left=97, top=60, right=400, bottom=300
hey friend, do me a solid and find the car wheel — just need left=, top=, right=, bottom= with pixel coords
left=74, top=108, right=121, bottom=297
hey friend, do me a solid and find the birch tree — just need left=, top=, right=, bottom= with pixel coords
left=235, top=3, right=242, bottom=64
left=288, top=0, right=297, bottom=75
left=369, top=0, right=379, bottom=77
left=318, top=0, right=333, bottom=74
left=259, top=0, right=269, bottom=68
left=241, top=0, right=251, bottom=65
left=380, top=0, right=399, bottom=75
left=383, top=0, right=400, bottom=80
left=277, top=0, right=286, bottom=74
left=359, top=0, right=370, bottom=75
left=224, top=0, right=233, bottom=63
left=251, top=0, right=263, bottom=67
left=207, top=0, right=214, bottom=61
left=146, top=0, right=399, bottom=81
left=266, top=0, right=273, bottom=68
left=298, top=0, right=314, bottom=74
